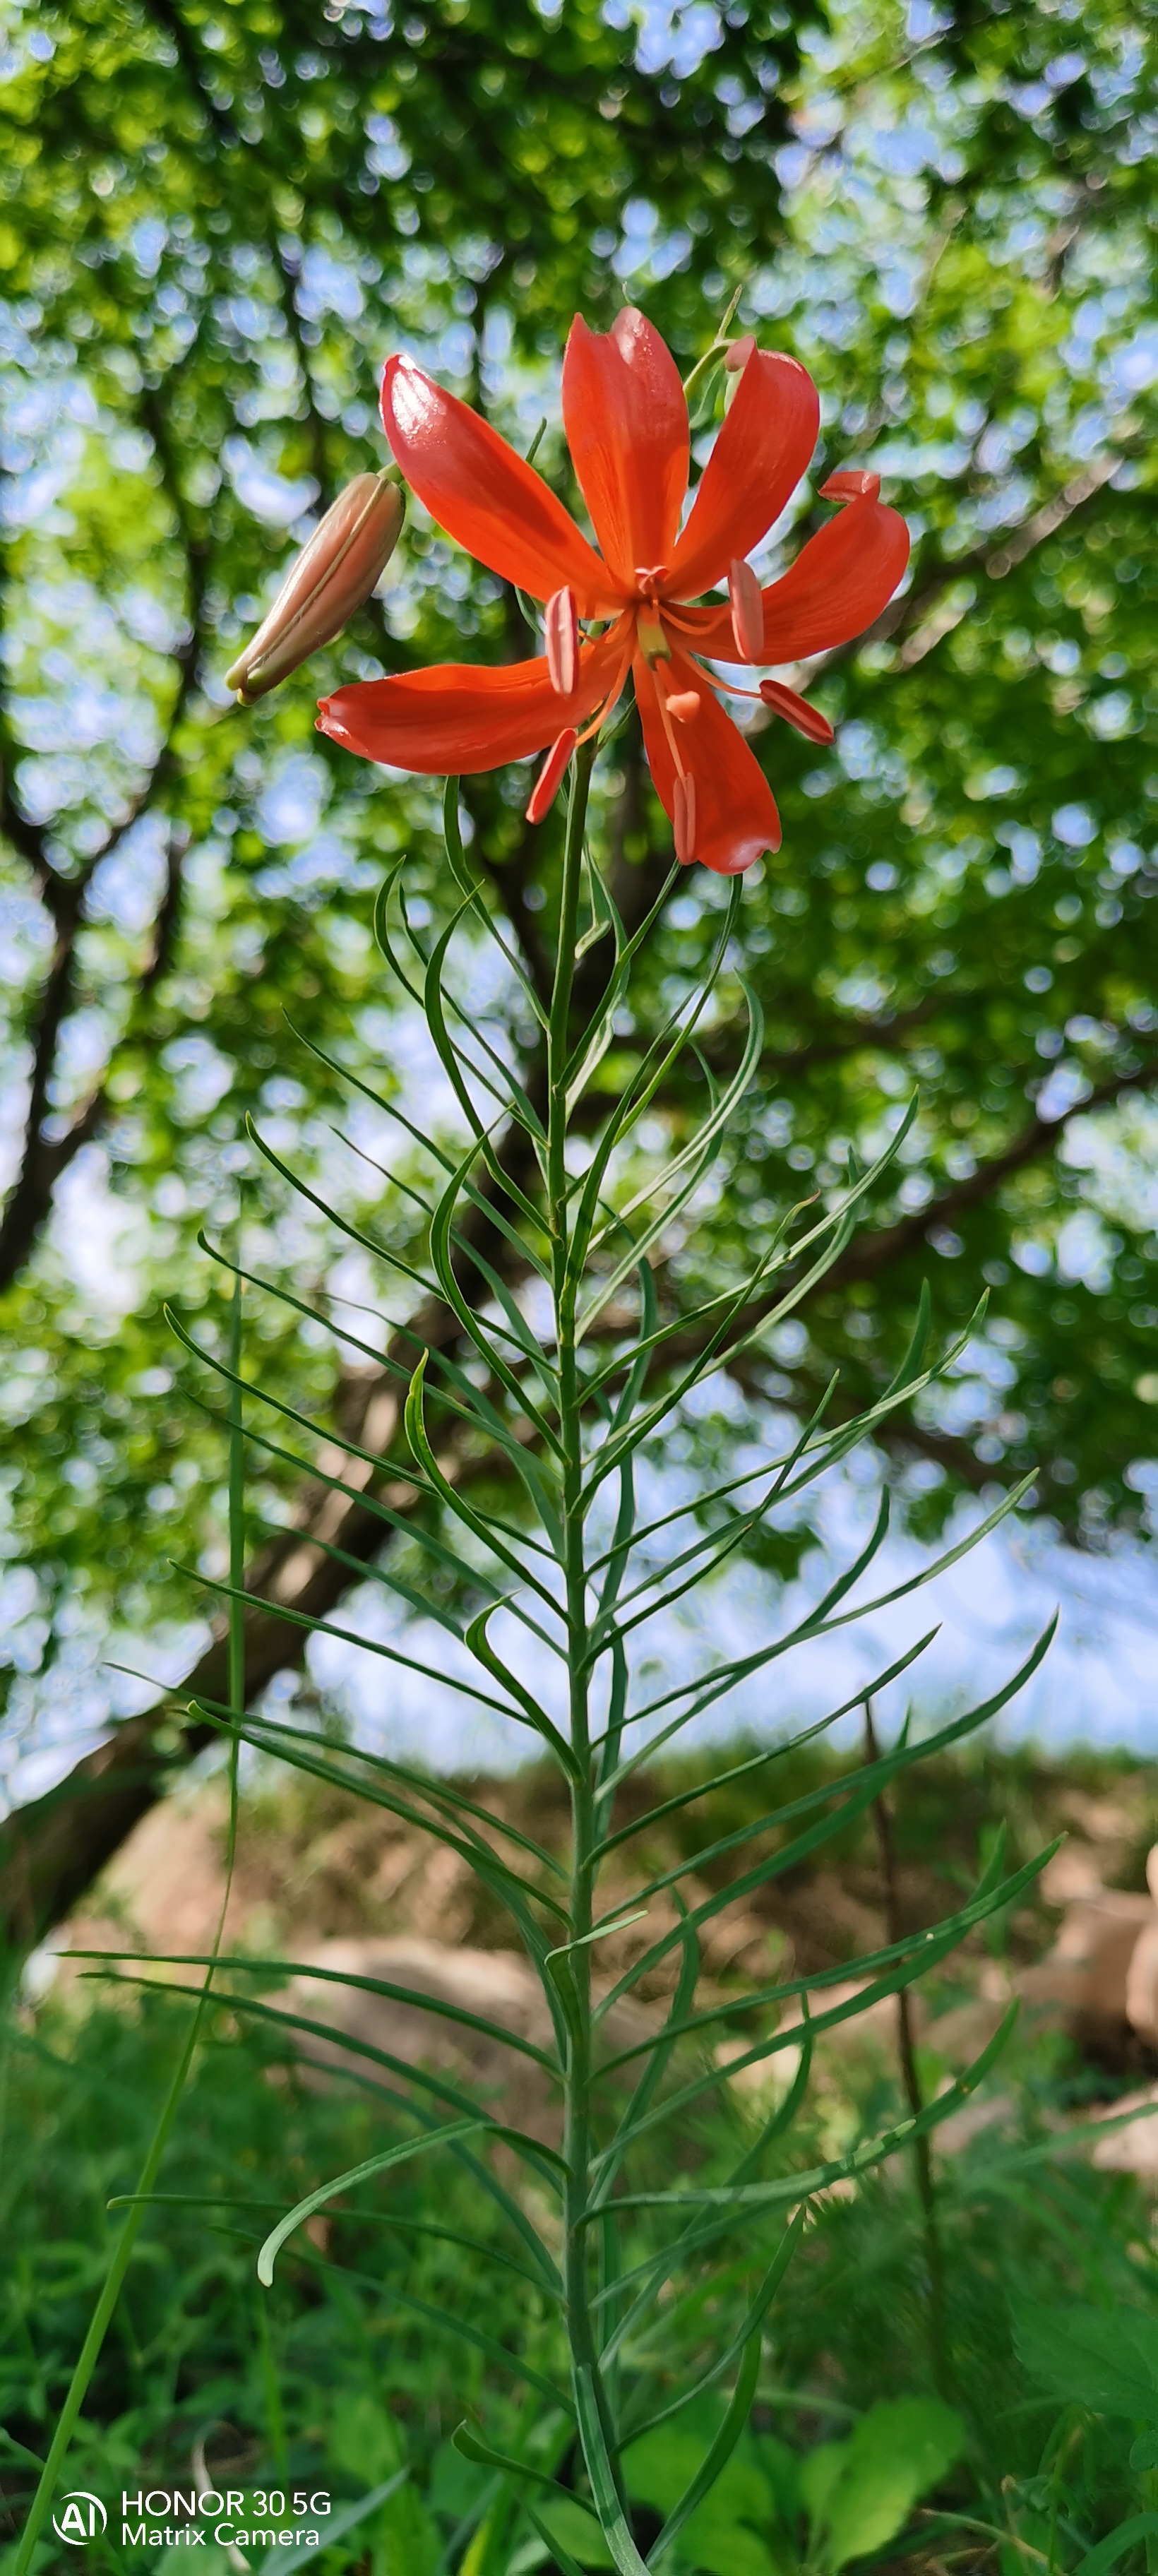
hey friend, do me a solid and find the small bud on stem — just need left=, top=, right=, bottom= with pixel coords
left=225, top=470, right=405, bottom=703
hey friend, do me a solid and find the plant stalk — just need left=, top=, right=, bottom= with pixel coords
left=863, top=1699, right=950, bottom=2397
left=549, top=741, right=629, bottom=2510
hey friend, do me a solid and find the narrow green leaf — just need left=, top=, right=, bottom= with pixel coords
left=258, top=2114, right=551, bottom=2285
left=575, top=2368, right=650, bottom=2576
left=591, top=2004, right=1019, bottom=2225
left=594, top=1628, right=938, bottom=1852
left=645, top=2330, right=760, bottom=2568
left=1074, top=2519, right=1158, bottom=2576
left=404, top=1349, right=562, bottom=1619
left=257, top=2471, right=410, bottom=2575
left=74, top=1947, right=560, bottom=2075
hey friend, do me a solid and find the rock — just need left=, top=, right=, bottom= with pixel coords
left=1020, top=1890, right=1155, bottom=2045
left=280, top=1936, right=655, bottom=2146
left=1126, top=1921, right=1158, bottom=2047
left=1090, top=2085, right=1158, bottom=2178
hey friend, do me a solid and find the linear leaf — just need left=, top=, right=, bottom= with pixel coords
left=587, top=2005, right=1019, bottom=2226
left=575, top=2367, right=649, bottom=2576
left=645, top=2330, right=760, bottom=2569
left=73, top=1948, right=560, bottom=2075
left=257, top=2473, right=409, bottom=2576
left=591, top=1623, right=937, bottom=1849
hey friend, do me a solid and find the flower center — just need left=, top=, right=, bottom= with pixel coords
left=632, top=564, right=671, bottom=667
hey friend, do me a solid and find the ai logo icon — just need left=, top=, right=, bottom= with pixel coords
left=52, top=2493, right=108, bottom=2544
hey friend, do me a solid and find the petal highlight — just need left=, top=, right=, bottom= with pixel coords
left=669, top=349, right=819, bottom=599
left=635, top=647, right=781, bottom=876
left=318, top=624, right=628, bottom=776
left=382, top=355, right=616, bottom=616
left=562, top=309, right=689, bottom=595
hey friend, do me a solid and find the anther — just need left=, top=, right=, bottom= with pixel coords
left=729, top=559, right=764, bottom=663
left=665, top=690, right=701, bottom=722
left=758, top=679, right=834, bottom=745
left=820, top=468, right=881, bottom=504
left=526, top=728, right=577, bottom=825
left=544, top=586, right=578, bottom=698
left=672, top=773, right=696, bottom=865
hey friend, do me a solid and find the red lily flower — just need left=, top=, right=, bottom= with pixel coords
left=316, top=309, right=909, bottom=877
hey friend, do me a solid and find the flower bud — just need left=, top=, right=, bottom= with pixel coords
left=225, top=471, right=405, bottom=703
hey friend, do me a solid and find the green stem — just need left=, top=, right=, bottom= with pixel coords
left=548, top=743, right=626, bottom=2507
left=863, top=1700, right=950, bottom=2399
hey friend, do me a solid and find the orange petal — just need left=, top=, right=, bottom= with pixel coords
left=381, top=355, right=617, bottom=616
left=681, top=494, right=910, bottom=664
left=318, top=623, right=628, bottom=776
left=668, top=349, right=819, bottom=600
left=562, top=309, right=689, bottom=595
left=635, top=647, right=781, bottom=876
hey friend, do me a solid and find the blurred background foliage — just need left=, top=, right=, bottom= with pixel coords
left=0, top=0, right=1156, bottom=1885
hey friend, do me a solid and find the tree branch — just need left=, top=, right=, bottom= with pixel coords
left=0, top=394, right=206, bottom=1294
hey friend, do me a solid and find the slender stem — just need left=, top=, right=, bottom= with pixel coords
left=863, top=1700, right=950, bottom=2396
left=548, top=741, right=628, bottom=2504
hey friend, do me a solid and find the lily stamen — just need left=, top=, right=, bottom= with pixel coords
left=545, top=586, right=579, bottom=697
left=527, top=728, right=578, bottom=825
left=673, top=772, right=696, bottom=863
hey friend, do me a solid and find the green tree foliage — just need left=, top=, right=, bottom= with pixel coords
left=0, top=0, right=1155, bottom=1902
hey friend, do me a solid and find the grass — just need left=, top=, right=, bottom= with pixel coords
left=5, top=1743, right=1158, bottom=2572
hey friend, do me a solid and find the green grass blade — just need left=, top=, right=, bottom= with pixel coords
left=257, top=2475, right=410, bottom=2575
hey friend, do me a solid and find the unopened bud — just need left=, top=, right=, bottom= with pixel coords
left=544, top=586, right=579, bottom=698
left=527, top=728, right=578, bottom=825
left=672, top=772, right=696, bottom=866
left=225, top=471, right=405, bottom=703
left=758, top=678, right=834, bottom=744
left=820, top=468, right=881, bottom=504
left=729, top=558, right=765, bottom=663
